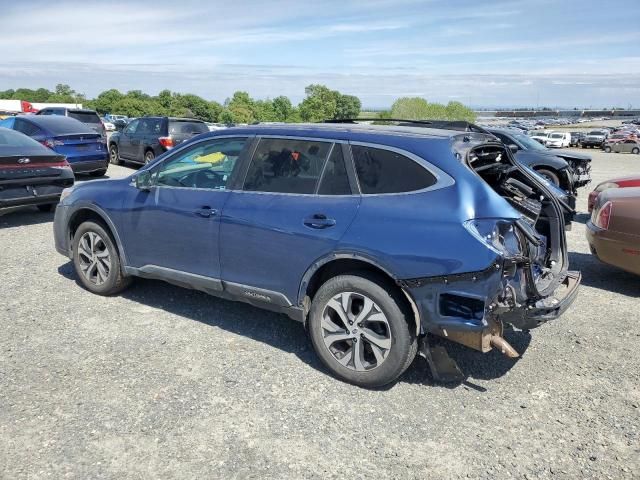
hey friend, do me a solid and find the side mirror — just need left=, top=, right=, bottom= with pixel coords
left=135, top=170, right=152, bottom=191
left=508, top=144, right=519, bottom=153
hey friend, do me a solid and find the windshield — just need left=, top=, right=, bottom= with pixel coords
left=589, top=130, right=603, bottom=135
left=550, top=133, right=563, bottom=138
left=514, top=133, right=548, bottom=151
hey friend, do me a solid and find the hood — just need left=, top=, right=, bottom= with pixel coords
left=546, top=149, right=591, bottom=164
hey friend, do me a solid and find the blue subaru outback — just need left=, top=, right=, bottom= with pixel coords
left=53, top=123, right=580, bottom=387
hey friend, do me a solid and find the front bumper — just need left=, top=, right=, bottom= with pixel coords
left=582, top=140, right=603, bottom=147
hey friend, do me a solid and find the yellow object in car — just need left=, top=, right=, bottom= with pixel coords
left=194, top=151, right=226, bottom=165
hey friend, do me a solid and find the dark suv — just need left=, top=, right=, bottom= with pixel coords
left=37, top=107, right=105, bottom=138
left=108, top=117, right=209, bottom=165
left=53, top=124, right=580, bottom=387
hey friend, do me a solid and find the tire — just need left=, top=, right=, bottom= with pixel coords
left=144, top=150, right=155, bottom=164
left=535, top=168, right=561, bottom=187
left=89, top=168, right=107, bottom=177
left=37, top=203, right=54, bottom=212
left=632, top=147, right=639, bottom=155
left=307, top=273, right=417, bottom=388
left=604, top=146, right=611, bottom=153
left=72, top=221, right=132, bottom=295
left=109, top=144, right=122, bottom=165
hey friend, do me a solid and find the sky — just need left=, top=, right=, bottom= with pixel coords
left=1, top=0, right=640, bottom=108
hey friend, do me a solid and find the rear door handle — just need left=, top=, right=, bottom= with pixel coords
left=195, top=206, right=217, bottom=218
left=303, top=214, right=336, bottom=229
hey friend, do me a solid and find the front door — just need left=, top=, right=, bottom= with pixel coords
left=220, top=138, right=360, bottom=304
left=118, top=136, right=251, bottom=280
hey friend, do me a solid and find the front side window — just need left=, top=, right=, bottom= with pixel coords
left=154, top=137, right=248, bottom=190
left=124, top=120, right=139, bottom=135
left=352, top=145, right=437, bottom=194
left=243, top=138, right=331, bottom=194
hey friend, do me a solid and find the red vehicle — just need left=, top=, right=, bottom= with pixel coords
left=588, top=175, right=640, bottom=212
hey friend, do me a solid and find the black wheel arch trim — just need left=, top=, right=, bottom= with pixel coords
left=66, top=202, right=129, bottom=266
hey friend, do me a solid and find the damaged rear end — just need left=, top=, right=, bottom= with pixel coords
left=402, top=136, right=580, bottom=371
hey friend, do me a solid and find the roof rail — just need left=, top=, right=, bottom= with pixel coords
left=322, top=118, right=490, bottom=134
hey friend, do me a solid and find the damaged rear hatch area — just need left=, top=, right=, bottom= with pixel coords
left=403, top=135, right=580, bottom=365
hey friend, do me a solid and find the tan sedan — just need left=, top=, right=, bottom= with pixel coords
left=586, top=186, right=640, bottom=275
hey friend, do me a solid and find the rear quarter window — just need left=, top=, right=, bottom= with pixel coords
left=351, top=145, right=437, bottom=194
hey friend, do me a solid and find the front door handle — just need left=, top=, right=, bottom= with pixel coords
left=303, top=213, right=336, bottom=229
left=195, top=206, right=217, bottom=218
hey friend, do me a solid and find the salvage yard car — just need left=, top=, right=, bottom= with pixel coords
left=0, top=115, right=109, bottom=176
left=0, top=126, right=74, bottom=213
left=581, top=129, right=608, bottom=148
left=587, top=187, right=640, bottom=276
left=53, top=123, right=580, bottom=387
left=603, top=138, right=640, bottom=154
left=108, top=116, right=209, bottom=165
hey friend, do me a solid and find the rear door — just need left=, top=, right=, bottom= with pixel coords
left=219, top=137, right=360, bottom=304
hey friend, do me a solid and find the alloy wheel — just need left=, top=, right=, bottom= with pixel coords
left=109, top=146, right=118, bottom=164
left=77, top=231, right=111, bottom=286
left=321, top=292, right=392, bottom=371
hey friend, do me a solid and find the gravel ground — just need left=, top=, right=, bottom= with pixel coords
left=1, top=150, right=639, bottom=479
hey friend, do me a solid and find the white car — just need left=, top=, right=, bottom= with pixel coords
left=529, top=131, right=550, bottom=144
left=101, top=119, right=115, bottom=131
left=545, top=131, right=571, bottom=148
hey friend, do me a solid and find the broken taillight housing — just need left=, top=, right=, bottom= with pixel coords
left=593, top=201, right=613, bottom=230
left=464, top=219, right=522, bottom=257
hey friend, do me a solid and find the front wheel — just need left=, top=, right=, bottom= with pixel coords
left=72, top=221, right=132, bottom=295
left=535, top=168, right=561, bottom=187
left=604, top=146, right=612, bottom=153
left=308, top=274, right=417, bottom=388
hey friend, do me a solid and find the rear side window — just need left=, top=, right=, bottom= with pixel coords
left=244, top=138, right=331, bottom=194
left=69, top=111, right=101, bottom=124
left=352, top=145, right=437, bottom=194
left=14, top=119, right=44, bottom=137
left=318, top=145, right=351, bottom=195
left=169, top=121, right=208, bottom=135
left=139, top=118, right=162, bottom=134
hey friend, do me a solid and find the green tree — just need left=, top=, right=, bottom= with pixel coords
left=272, top=96, right=294, bottom=122
left=335, top=94, right=361, bottom=119
left=444, top=101, right=476, bottom=122
left=92, top=89, right=124, bottom=114
left=299, top=84, right=338, bottom=122
left=390, top=97, right=431, bottom=119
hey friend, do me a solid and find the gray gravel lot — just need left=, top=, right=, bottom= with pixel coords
left=1, top=150, right=639, bottom=479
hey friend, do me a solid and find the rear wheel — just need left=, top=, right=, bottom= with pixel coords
left=604, top=146, right=612, bottom=153
left=72, top=221, right=132, bottom=295
left=109, top=144, right=122, bottom=165
left=144, top=150, right=155, bottom=164
left=308, top=274, right=417, bottom=388
left=535, top=168, right=561, bottom=187
left=632, top=147, right=639, bottom=154
left=37, top=203, right=54, bottom=213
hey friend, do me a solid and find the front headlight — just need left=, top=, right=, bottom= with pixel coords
left=59, top=186, right=76, bottom=203
left=464, top=219, right=522, bottom=257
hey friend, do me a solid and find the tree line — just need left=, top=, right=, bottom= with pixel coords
left=0, top=83, right=476, bottom=123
